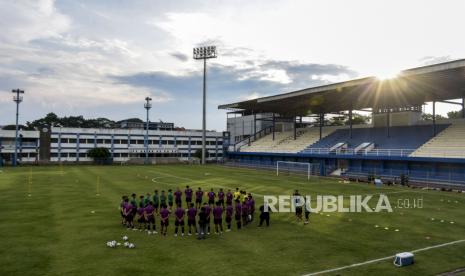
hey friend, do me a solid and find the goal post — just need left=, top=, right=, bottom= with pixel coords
left=276, top=161, right=320, bottom=180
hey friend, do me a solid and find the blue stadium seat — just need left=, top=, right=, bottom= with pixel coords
left=300, top=125, right=449, bottom=155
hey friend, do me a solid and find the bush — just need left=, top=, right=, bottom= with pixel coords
left=87, top=148, right=112, bottom=164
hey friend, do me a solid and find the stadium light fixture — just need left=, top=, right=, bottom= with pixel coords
left=12, top=89, right=24, bottom=167
left=144, top=97, right=152, bottom=165
left=193, top=45, right=217, bottom=165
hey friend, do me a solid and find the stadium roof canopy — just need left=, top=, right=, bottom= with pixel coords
left=218, top=59, right=465, bottom=116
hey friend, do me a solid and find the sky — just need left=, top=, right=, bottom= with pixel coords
left=1, top=0, right=465, bottom=131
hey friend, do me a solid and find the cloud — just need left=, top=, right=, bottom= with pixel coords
left=419, top=56, right=455, bottom=66
left=112, top=59, right=357, bottom=104
left=0, top=0, right=71, bottom=43
left=170, top=51, right=189, bottom=62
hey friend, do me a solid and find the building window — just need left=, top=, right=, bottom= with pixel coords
left=105, top=139, right=112, bottom=144
left=69, top=153, right=76, bottom=157
left=69, top=138, right=77, bottom=144
left=130, top=140, right=137, bottom=145
left=79, top=139, right=86, bottom=144
left=79, top=153, right=87, bottom=158
left=97, top=139, right=103, bottom=144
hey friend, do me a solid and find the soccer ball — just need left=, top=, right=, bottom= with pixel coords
left=123, top=242, right=129, bottom=247
left=106, top=240, right=117, bottom=248
left=128, top=243, right=135, bottom=249
left=122, top=236, right=128, bottom=241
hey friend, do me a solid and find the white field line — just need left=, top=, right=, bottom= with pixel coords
left=302, top=239, right=465, bottom=276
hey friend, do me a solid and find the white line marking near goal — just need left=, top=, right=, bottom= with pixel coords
left=302, top=239, right=465, bottom=276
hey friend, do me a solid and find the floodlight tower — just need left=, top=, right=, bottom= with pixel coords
left=193, top=45, right=217, bottom=165
left=144, top=97, right=152, bottom=165
left=12, top=89, right=24, bottom=167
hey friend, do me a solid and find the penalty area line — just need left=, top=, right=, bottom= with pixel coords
left=302, top=239, right=465, bottom=276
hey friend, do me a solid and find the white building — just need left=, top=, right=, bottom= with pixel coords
left=49, top=127, right=224, bottom=162
left=0, top=129, right=40, bottom=164
left=0, top=127, right=224, bottom=164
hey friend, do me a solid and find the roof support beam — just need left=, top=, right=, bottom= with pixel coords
left=437, top=100, right=463, bottom=106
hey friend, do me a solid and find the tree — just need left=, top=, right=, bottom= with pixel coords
left=26, top=112, right=116, bottom=129
left=348, top=114, right=371, bottom=125
left=193, top=149, right=202, bottom=159
left=447, top=109, right=463, bottom=119
left=421, top=113, right=446, bottom=121
left=87, top=148, right=111, bottom=164
left=1, top=124, right=33, bottom=130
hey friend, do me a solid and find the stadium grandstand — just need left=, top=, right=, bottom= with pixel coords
left=219, top=59, right=465, bottom=187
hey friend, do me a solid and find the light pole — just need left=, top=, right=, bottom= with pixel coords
left=193, top=46, right=217, bottom=165
left=12, top=89, right=24, bottom=167
left=144, top=97, right=152, bottom=165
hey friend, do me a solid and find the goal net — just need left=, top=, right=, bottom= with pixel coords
left=276, top=161, right=320, bottom=180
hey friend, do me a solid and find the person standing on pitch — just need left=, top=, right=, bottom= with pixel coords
left=293, top=190, right=303, bottom=221
left=247, top=194, right=255, bottom=222
left=207, top=188, right=215, bottom=206
left=123, top=197, right=134, bottom=229
left=304, top=196, right=310, bottom=225
left=187, top=203, right=197, bottom=236
left=160, top=190, right=167, bottom=208
left=174, top=188, right=182, bottom=207
left=153, top=190, right=160, bottom=214
left=226, top=189, right=233, bottom=206
left=167, top=189, right=174, bottom=210
left=144, top=201, right=157, bottom=233
left=225, top=202, right=233, bottom=232
left=203, top=202, right=212, bottom=235
left=235, top=199, right=242, bottom=230
left=136, top=201, right=146, bottom=231
left=233, top=188, right=241, bottom=201
left=174, top=204, right=185, bottom=237
left=218, top=188, right=225, bottom=208
left=242, top=197, right=249, bottom=226
left=159, top=204, right=170, bottom=236
left=213, top=201, right=224, bottom=234
left=185, top=185, right=193, bottom=208
left=258, top=204, right=270, bottom=227
left=197, top=206, right=207, bottom=240
left=195, top=187, right=204, bottom=209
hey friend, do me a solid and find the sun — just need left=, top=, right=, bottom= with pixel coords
left=374, top=69, right=400, bottom=80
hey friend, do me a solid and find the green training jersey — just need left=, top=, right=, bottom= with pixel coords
left=160, top=195, right=167, bottom=204
left=153, top=194, right=159, bottom=204
left=167, top=192, right=174, bottom=203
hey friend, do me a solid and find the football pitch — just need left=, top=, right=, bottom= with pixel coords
left=0, top=165, right=464, bottom=276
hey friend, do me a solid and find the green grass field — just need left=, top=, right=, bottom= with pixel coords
left=0, top=164, right=464, bottom=276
